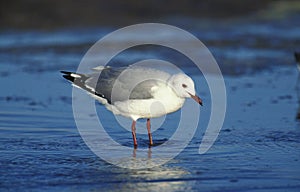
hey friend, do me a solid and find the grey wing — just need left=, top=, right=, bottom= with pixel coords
left=85, top=67, right=159, bottom=104
left=108, top=78, right=157, bottom=103
left=111, top=67, right=170, bottom=102
left=129, top=80, right=157, bottom=100
left=85, top=67, right=125, bottom=104
left=85, top=66, right=169, bottom=104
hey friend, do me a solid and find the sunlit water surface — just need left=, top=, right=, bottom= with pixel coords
left=0, top=17, right=300, bottom=191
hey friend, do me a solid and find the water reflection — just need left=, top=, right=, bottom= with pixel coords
left=111, top=145, right=177, bottom=169
left=119, top=165, right=194, bottom=192
left=118, top=148, right=195, bottom=192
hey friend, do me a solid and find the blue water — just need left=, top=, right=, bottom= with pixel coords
left=0, top=17, right=300, bottom=191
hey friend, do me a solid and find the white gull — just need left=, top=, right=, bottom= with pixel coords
left=61, top=66, right=202, bottom=147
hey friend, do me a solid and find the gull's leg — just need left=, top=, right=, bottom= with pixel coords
left=131, top=121, right=138, bottom=147
left=147, top=118, right=153, bottom=146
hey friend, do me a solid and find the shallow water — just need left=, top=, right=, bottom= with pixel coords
left=1, top=16, right=300, bottom=191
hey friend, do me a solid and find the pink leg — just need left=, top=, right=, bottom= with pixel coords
left=131, top=121, right=138, bottom=147
left=147, top=118, right=153, bottom=146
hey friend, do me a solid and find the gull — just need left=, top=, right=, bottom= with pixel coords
left=61, top=66, right=202, bottom=147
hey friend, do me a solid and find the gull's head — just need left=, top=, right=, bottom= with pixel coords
left=168, top=73, right=203, bottom=106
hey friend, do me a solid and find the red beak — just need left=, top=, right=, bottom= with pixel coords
left=189, top=93, right=203, bottom=106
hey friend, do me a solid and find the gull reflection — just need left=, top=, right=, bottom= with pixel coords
left=133, top=147, right=152, bottom=159
left=116, top=146, right=173, bottom=169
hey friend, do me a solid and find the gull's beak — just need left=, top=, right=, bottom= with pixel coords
left=189, top=93, right=203, bottom=106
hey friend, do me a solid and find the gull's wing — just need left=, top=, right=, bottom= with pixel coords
left=85, top=67, right=171, bottom=104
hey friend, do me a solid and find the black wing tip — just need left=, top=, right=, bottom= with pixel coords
left=60, top=71, right=76, bottom=82
left=62, top=74, right=75, bottom=82
left=295, top=52, right=300, bottom=63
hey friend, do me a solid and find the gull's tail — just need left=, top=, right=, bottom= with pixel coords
left=60, top=71, right=105, bottom=100
left=60, top=71, right=88, bottom=86
left=60, top=70, right=94, bottom=95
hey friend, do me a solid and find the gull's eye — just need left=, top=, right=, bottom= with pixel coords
left=182, top=84, right=187, bottom=88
